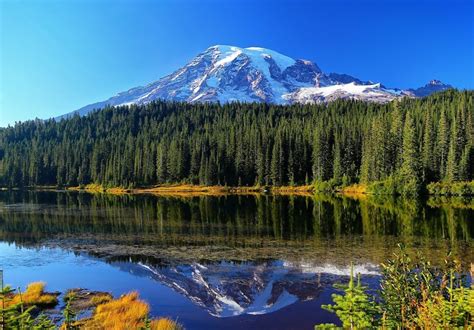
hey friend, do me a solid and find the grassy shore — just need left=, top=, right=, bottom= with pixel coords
left=66, top=183, right=315, bottom=196
left=4, top=181, right=474, bottom=197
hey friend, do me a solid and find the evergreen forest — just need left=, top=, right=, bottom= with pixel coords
left=0, top=90, right=472, bottom=195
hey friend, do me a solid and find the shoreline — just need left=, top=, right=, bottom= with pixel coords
left=2, top=181, right=473, bottom=197
left=68, top=184, right=317, bottom=196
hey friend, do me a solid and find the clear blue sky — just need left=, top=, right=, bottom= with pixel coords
left=1, top=0, right=473, bottom=126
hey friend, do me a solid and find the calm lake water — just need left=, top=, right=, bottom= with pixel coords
left=0, top=191, right=472, bottom=329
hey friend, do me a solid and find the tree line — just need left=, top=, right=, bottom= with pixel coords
left=0, top=90, right=472, bottom=194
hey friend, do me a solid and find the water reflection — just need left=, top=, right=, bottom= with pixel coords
left=110, top=258, right=379, bottom=318
left=0, top=191, right=472, bottom=265
left=0, top=191, right=472, bottom=324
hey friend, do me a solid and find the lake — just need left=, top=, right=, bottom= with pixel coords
left=0, top=190, right=472, bottom=329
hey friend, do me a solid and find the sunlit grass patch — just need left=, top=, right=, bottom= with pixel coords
left=79, top=291, right=183, bottom=329
left=150, top=317, right=183, bottom=330
left=90, top=293, right=113, bottom=306
left=339, top=183, right=367, bottom=195
left=84, top=291, right=148, bottom=329
left=9, top=282, right=58, bottom=308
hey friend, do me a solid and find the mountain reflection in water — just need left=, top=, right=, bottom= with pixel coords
left=112, top=258, right=379, bottom=318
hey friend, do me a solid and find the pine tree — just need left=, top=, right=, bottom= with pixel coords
left=399, top=112, right=421, bottom=195
left=317, top=265, right=378, bottom=329
left=436, top=109, right=449, bottom=179
left=421, top=110, right=435, bottom=182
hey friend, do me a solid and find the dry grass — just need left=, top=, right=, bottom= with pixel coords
left=138, top=184, right=231, bottom=194
left=77, top=291, right=183, bottom=329
left=68, top=183, right=105, bottom=192
left=106, top=187, right=129, bottom=194
left=69, top=184, right=129, bottom=194
left=338, top=184, right=368, bottom=197
left=90, top=294, right=113, bottom=306
left=8, top=282, right=58, bottom=307
left=82, top=291, right=148, bottom=329
left=64, top=288, right=113, bottom=312
left=69, top=183, right=319, bottom=197
left=150, top=318, right=183, bottom=330
left=270, top=185, right=314, bottom=196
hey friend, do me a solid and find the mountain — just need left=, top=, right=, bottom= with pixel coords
left=63, top=45, right=452, bottom=118
left=406, top=79, right=453, bottom=97
left=113, top=259, right=379, bottom=318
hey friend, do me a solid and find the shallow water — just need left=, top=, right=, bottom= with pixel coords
left=0, top=191, right=472, bottom=329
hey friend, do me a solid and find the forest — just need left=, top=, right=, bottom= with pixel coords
left=0, top=90, right=472, bottom=195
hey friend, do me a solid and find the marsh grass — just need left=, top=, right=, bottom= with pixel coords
left=150, top=318, right=183, bottom=330
left=76, top=291, right=182, bottom=330
left=1, top=283, right=56, bottom=328
left=9, top=282, right=58, bottom=308
left=90, top=294, right=113, bottom=306
left=1, top=280, right=182, bottom=329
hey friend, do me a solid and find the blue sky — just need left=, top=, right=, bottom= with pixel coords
left=0, top=0, right=473, bottom=126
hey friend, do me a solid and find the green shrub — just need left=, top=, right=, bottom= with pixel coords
left=313, top=179, right=341, bottom=193
left=367, top=175, right=400, bottom=195
left=315, top=265, right=378, bottom=329
left=316, top=244, right=473, bottom=328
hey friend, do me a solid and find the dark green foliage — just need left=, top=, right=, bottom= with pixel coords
left=427, top=181, right=474, bottom=196
left=316, top=245, right=473, bottom=329
left=398, top=112, right=422, bottom=195
left=379, top=246, right=472, bottom=328
left=0, top=90, right=472, bottom=193
left=63, top=295, right=78, bottom=330
left=317, top=265, right=378, bottom=329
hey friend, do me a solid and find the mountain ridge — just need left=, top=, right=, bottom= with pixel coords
left=62, top=45, right=453, bottom=118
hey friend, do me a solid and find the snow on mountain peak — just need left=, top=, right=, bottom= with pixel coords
left=208, top=45, right=296, bottom=71
left=283, top=81, right=395, bottom=104
left=62, top=45, right=454, bottom=118
left=428, top=79, right=444, bottom=86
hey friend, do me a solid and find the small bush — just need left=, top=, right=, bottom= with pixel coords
left=367, top=176, right=399, bottom=195
left=317, top=265, right=378, bottom=329
left=313, top=179, right=341, bottom=193
left=316, top=245, right=473, bottom=329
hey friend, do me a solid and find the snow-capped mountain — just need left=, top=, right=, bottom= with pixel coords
left=406, top=79, right=453, bottom=97
left=113, top=259, right=379, bottom=318
left=65, top=45, right=452, bottom=117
